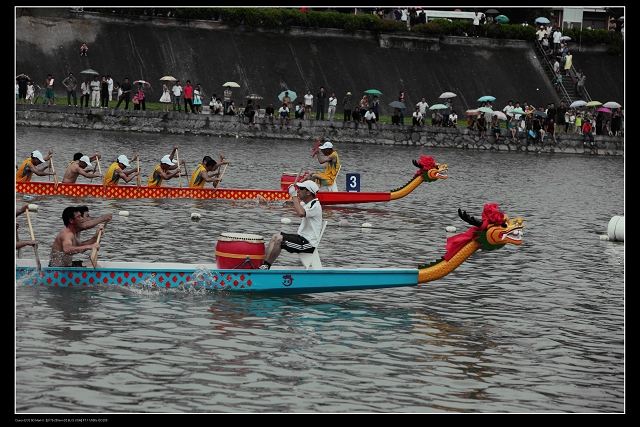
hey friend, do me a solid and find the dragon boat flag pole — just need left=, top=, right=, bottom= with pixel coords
left=25, top=207, right=41, bottom=270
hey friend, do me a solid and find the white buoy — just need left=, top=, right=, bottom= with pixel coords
left=119, top=211, right=130, bottom=217
left=600, top=235, right=610, bottom=241
left=446, top=226, right=457, bottom=232
left=281, top=218, right=292, bottom=224
left=191, top=212, right=202, bottom=220
left=339, top=219, right=349, bottom=227
left=362, top=222, right=372, bottom=228
left=607, top=216, right=624, bottom=242
left=27, top=204, right=38, bottom=212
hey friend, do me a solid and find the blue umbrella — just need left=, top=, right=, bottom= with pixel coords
left=477, top=95, right=496, bottom=102
left=495, top=15, right=509, bottom=24
left=535, top=17, right=550, bottom=24
left=278, top=90, right=297, bottom=103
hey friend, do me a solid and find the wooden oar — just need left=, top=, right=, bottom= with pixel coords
left=137, top=156, right=141, bottom=189
left=25, top=207, right=41, bottom=270
left=311, top=130, right=326, bottom=158
left=176, top=148, right=183, bottom=188
left=49, top=156, right=59, bottom=190
left=214, top=162, right=229, bottom=189
left=89, top=220, right=109, bottom=269
left=95, top=157, right=106, bottom=197
left=182, top=159, right=190, bottom=180
left=293, top=166, right=304, bottom=188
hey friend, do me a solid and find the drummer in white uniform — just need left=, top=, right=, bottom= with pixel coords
left=260, top=180, right=322, bottom=270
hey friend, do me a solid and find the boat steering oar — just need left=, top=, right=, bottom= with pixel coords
left=16, top=228, right=22, bottom=258
left=25, top=207, right=41, bottom=270
left=90, top=219, right=109, bottom=269
left=214, top=162, right=229, bottom=190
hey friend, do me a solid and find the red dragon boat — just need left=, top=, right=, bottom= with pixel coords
left=15, top=155, right=448, bottom=206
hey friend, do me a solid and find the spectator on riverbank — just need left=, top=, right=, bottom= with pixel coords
left=342, top=92, right=353, bottom=123
left=62, top=72, right=78, bottom=107
left=327, top=92, right=338, bottom=121
left=115, top=77, right=132, bottom=109
left=80, top=42, right=88, bottom=57
left=364, top=107, right=376, bottom=132
left=183, top=81, right=193, bottom=113
left=90, top=75, right=100, bottom=107
left=278, top=102, right=290, bottom=128
left=412, top=106, right=423, bottom=126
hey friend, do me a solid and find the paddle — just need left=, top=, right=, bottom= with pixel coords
left=49, top=156, right=59, bottom=190
left=89, top=219, right=109, bottom=269
left=175, top=148, right=183, bottom=188
left=214, top=163, right=229, bottom=189
left=95, top=156, right=106, bottom=197
left=137, top=156, right=141, bottom=189
left=25, top=207, right=41, bottom=270
left=311, top=130, right=326, bottom=158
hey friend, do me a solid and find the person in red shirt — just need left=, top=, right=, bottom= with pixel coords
left=183, top=80, right=193, bottom=113
left=582, top=120, right=594, bottom=146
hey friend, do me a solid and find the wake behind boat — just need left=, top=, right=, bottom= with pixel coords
left=16, top=205, right=523, bottom=295
left=15, top=155, right=448, bottom=205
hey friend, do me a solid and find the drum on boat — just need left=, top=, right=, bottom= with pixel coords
left=280, top=172, right=307, bottom=191
left=215, top=233, right=265, bottom=269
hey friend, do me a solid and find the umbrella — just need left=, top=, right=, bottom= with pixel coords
left=533, top=110, right=547, bottom=118
left=597, top=107, right=612, bottom=113
left=429, top=104, right=447, bottom=110
left=278, top=90, right=297, bottom=103
left=439, top=92, right=456, bottom=99
left=586, top=100, right=602, bottom=107
left=570, top=100, right=587, bottom=108
left=495, top=15, right=509, bottom=23
left=560, top=36, right=571, bottom=41
left=223, top=82, right=240, bottom=88
left=535, top=17, right=550, bottom=24
left=364, top=89, right=383, bottom=95
left=160, top=76, right=177, bottom=81
left=618, top=16, right=624, bottom=21
left=246, top=94, right=263, bottom=100
left=477, top=95, right=496, bottom=102
left=603, top=101, right=621, bottom=109
left=134, top=80, right=151, bottom=87
left=81, top=69, right=99, bottom=75
left=465, top=109, right=480, bottom=116
left=493, top=111, right=507, bottom=120
left=478, top=107, right=493, bottom=113
left=485, top=9, right=499, bottom=14
left=389, top=101, right=406, bottom=109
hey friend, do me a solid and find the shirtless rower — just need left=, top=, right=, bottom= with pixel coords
left=16, top=203, right=37, bottom=250
left=62, top=155, right=103, bottom=183
left=50, top=206, right=103, bottom=267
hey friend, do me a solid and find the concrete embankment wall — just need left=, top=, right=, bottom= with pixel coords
left=15, top=104, right=624, bottom=156
left=15, top=8, right=624, bottom=116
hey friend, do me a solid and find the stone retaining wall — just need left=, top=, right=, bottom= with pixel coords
left=15, top=104, right=624, bottom=156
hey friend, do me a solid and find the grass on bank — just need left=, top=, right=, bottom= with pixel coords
left=21, top=98, right=507, bottom=128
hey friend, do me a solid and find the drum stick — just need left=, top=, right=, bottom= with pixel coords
left=25, top=207, right=41, bottom=270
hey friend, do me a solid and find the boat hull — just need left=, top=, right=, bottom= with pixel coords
left=15, top=259, right=419, bottom=295
left=16, top=181, right=392, bottom=205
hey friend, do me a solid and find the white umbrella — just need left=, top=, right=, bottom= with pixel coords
left=603, top=101, right=621, bottom=109
left=493, top=111, right=507, bottom=120
left=478, top=107, right=493, bottom=113
left=560, top=36, right=571, bottom=41
left=570, top=100, right=587, bottom=108
left=439, top=92, right=457, bottom=99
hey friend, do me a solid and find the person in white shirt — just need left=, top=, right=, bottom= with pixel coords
left=552, top=28, right=562, bottom=54
left=412, top=107, right=423, bottom=126
left=171, top=81, right=183, bottom=112
left=416, top=97, right=429, bottom=120
left=303, top=89, right=314, bottom=119
left=502, top=100, right=514, bottom=116
left=26, top=81, right=35, bottom=104
left=449, top=110, right=458, bottom=127
left=327, top=92, right=338, bottom=121
left=89, top=75, right=101, bottom=107
left=278, top=103, right=291, bottom=128
left=106, top=75, right=114, bottom=101
left=364, top=107, right=376, bottom=131
left=80, top=77, right=91, bottom=107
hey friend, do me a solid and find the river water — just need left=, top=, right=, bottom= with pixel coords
left=15, top=127, right=625, bottom=414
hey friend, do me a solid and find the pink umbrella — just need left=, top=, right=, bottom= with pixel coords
left=597, top=107, right=612, bottom=113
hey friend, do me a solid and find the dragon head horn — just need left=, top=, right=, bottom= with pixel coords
left=458, top=208, right=483, bottom=227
